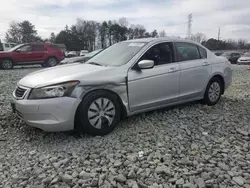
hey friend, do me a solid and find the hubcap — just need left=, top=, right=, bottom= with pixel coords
left=88, top=98, right=116, bottom=129
left=208, top=82, right=221, bottom=102
left=48, top=59, right=57, bottom=66
left=2, top=60, right=12, bottom=69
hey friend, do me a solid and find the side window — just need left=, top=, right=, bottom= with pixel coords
left=5, top=44, right=10, bottom=48
left=176, top=42, right=200, bottom=61
left=198, top=46, right=207, bottom=59
left=139, top=42, right=174, bottom=66
left=235, top=53, right=240, bottom=57
left=17, top=45, right=32, bottom=52
left=32, top=45, right=46, bottom=51
left=50, top=45, right=60, bottom=51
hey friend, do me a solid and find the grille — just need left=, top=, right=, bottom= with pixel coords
left=15, top=86, right=27, bottom=98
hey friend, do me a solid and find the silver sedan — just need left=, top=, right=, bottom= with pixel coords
left=11, top=38, right=232, bottom=135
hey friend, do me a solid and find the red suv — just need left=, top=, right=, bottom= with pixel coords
left=0, top=43, right=65, bottom=69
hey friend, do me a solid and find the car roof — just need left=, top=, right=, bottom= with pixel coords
left=123, top=37, right=204, bottom=46
left=22, top=42, right=52, bottom=46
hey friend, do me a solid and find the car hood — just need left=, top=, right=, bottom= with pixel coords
left=61, top=56, right=86, bottom=63
left=18, top=63, right=125, bottom=88
left=238, top=57, right=250, bottom=61
left=0, top=51, right=11, bottom=55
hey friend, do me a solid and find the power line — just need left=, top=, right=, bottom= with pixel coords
left=218, top=27, right=221, bottom=41
left=186, top=14, right=192, bottom=39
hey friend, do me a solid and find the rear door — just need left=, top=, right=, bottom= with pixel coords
left=175, top=42, right=211, bottom=101
left=30, top=44, right=47, bottom=62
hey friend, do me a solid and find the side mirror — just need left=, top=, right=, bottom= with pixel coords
left=138, top=60, right=154, bottom=69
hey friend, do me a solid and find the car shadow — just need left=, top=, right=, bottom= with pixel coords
left=13, top=65, right=42, bottom=69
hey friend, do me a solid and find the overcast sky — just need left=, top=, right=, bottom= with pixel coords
left=0, top=0, right=250, bottom=41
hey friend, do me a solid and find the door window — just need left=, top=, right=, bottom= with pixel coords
left=17, top=45, right=32, bottom=52
left=198, top=46, right=207, bottom=59
left=32, top=45, right=46, bottom=51
left=176, top=42, right=200, bottom=61
left=139, top=42, right=174, bottom=66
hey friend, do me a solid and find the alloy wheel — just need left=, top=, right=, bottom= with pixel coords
left=208, top=82, right=221, bottom=102
left=2, top=60, right=13, bottom=69
left=87, top=97, right=116, bottom=129
left=48, top=58, right=57, bottom=67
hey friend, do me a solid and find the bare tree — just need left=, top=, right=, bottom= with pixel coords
left=191, top=32, right=206, bottom=43
left=5, top=21, right=22, bottom=43
left=118, top=17, right=129, bottom=27
left=159, top=30, right=167, bottom=37
left=237, top=38, right=247, bottom=49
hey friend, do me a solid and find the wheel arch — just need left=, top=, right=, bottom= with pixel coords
left=208, top=73, right=225, bottom=94
left=74, top=88, right=128, bottom=131
left=45, top=56, right=58, bottom=63
left=0, top=57, right=14, bottom=62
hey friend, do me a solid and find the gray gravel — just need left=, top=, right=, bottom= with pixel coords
left=0, top=65, right=250, bottom=188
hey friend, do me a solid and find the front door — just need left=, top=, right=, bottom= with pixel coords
left=12, top=45, right=32, bottom=63
left=127, top=42, right=180, bottom=112
left=175, top=42, right=211, bottom=101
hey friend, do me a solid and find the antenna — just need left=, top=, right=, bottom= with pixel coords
left=186, top=14, right=192, bottom=39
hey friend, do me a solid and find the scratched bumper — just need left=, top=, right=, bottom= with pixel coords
left=11, top=97, right=81, bottom=132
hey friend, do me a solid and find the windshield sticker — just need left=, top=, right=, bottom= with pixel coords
left=129, top=43, right=145, bottom=47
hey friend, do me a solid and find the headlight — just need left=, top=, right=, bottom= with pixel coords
left=29, top=81, right=79, bottom=99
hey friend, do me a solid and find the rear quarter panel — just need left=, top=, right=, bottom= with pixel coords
left=209, top=54, right=232, bottom=90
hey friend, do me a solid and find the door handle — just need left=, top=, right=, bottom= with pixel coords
left=202, top=62, right=209, bottom=66
left=27, top=52, right=32, bottom=54
left=168, top=67, right=178, bottom=73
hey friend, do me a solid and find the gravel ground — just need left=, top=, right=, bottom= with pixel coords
left=0, top=65, right=250, bottom=188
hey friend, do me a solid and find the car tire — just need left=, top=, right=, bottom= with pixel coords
left=46, top=57, right=58, bottom=67
left=41, top=63, right=47, bottom=68
left=1, top=59, right=13, bottom=70
left=202, top=77, right=223, bottom=106
left=76, top=90, right=121, bottom=136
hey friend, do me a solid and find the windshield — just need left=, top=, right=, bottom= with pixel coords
left=7, top=44, right=23, bottom=52
left=84, top=49, right=102, bottom=57
left=221, top=52, right=230, bottom=56
left=86, top=42, right=146, bottom=67
left=243, top=53, right=250, bottom=57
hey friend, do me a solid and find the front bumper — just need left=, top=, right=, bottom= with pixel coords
left=11, top=97, right=81, bottom=132
left=237, top=60, right=250, bottom=65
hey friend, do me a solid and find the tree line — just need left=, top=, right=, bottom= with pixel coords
left=4, top=18, right=250, bottom=51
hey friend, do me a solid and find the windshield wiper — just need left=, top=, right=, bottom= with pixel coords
left=87, top=62, right=103, bottom=66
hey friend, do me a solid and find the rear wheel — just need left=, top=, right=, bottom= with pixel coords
left=1, top=59, right=13, bottom=69
left=76, top=91, right=121, bottom=136
left=202, top=77, right=222, bottom=106
left=46, top=57, right=57, bottom=67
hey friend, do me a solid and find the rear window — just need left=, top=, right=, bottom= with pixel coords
left=50, top=45, right=61, bottom=51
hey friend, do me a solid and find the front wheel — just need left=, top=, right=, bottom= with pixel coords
left=76, top=91, right=121, bottom=136
left=1, top=59, right=13, bottom=69
left=202, top=77, right=222, bottom=106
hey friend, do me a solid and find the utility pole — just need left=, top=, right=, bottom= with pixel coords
left=218, top=27, right=220, bottom=41
left=186, top=14, right=192, bottom=39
